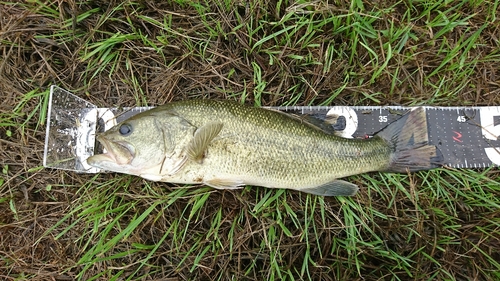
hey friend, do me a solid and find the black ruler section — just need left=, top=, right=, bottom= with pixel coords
left=103, top=105, right=500, bottom=169
left=274, top=106, right=500, bottom=169
left=44, top=86, right=500, bottom=173
left=427, top=108, right=485, bottom=168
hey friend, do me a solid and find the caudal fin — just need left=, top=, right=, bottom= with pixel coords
left=376, top=107, right=443, bottom=172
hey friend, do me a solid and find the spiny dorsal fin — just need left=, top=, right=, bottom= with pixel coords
left=187, top=122, right=223, bottom=163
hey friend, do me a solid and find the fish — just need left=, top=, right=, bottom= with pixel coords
left=86, top=100, right=442, bottom=196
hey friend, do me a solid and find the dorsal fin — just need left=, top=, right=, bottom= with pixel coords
left=265, top=109, right=337, bottom=134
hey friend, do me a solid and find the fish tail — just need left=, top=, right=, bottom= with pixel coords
left=376, top=107, right=443, bottom=172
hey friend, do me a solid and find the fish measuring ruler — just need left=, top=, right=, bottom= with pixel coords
left=43, top=86, right=500, bottom=173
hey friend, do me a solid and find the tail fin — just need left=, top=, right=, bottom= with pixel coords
left=376, top=107, right=443, bottom=172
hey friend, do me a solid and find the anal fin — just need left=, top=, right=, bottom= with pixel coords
left=300, top=180, right=359, bottom=196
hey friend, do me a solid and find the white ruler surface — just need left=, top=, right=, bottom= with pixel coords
left=43, top=86, right=500, bottom=173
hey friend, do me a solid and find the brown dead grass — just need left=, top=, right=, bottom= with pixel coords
left=0, top=1, right=499, bottom=280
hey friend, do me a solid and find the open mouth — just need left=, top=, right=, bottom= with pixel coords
left=93, top=136, right=134, bottom=165
left=93, top=136, right=116, bottom=162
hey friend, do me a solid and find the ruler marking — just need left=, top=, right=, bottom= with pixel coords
left=44, top=86, right=500, bottom=172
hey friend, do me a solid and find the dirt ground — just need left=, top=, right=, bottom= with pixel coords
left=1, top=1, right=499, bottom=280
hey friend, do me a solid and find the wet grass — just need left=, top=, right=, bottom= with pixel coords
left=1, top=0, right=499, bottom=280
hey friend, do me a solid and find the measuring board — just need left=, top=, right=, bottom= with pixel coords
left=43, top=85, right=500, bottom=173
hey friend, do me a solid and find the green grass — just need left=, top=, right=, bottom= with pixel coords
left=1, top=0, right=499, bottom=280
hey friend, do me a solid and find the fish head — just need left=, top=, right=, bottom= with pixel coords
left=87, top=112, right=186, bottom=175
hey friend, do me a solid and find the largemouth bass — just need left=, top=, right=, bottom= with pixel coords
left=87, top=100, right=442, bottom=196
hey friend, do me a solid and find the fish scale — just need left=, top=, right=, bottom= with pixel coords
left=159, top=100, right=392, bottom=182
left=84, top=99, right=437, bottom=196
left=44, top=86, right=500, bottom=178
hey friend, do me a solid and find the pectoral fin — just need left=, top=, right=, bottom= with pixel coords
left=300, top=180, right=359, bottom=196
left=187, top=122, right=223, bottom=163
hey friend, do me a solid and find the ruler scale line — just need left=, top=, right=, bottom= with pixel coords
left=43, top=86, right=500, bottom=173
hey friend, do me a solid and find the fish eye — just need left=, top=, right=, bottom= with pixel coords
left=119, top=123, right=133, bottom=136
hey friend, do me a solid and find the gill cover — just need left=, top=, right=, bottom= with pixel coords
left=87, top=110, right=197, bottom=175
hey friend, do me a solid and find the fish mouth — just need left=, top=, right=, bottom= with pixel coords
left=89, top=136, right=135, bottom=166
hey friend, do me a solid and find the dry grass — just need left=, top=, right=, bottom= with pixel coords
left=1, top=0, right=499, bottom=280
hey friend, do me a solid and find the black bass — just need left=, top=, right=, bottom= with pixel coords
left=86, top=100, right=442, bottom=196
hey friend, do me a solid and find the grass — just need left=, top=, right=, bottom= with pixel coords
left=1, top=0, right=499, bottom=280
